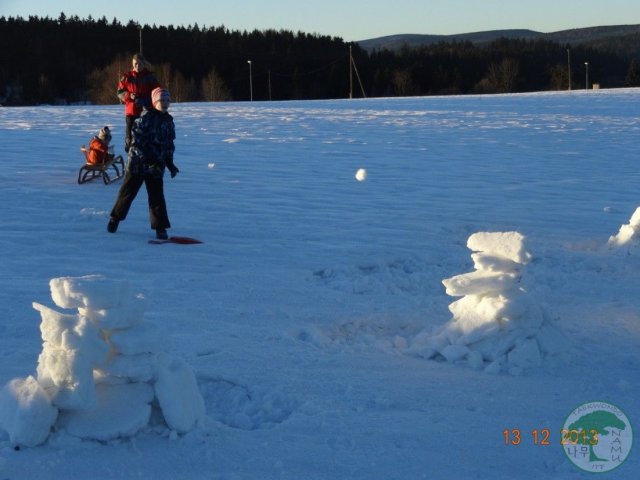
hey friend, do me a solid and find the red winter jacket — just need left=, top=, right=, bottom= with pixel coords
left=87, top=137, right=110, bottom=164
left=117, top=68, right=160, bottom=117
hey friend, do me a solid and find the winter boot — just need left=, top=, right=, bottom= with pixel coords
left=107, top=217, right=119, bottom=233
left=156, top=228, right=168, bottom=240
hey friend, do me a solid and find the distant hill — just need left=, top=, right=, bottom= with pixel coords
left=357, top=24, right=640, bottom=53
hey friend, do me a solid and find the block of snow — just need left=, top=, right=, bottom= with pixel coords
left=467, top=232, right=531, bottom=264
left=484, top=357, right=505, bottom=374
left=449, top=293, right=526, bottom=325
left=535, top=323, right=568, bottom=355
left=154, top=355, right=205, bottom=433
left=507, top=339, right=542, bottom=369
left=79, top=293, right=147, bottom=330
left=108, top=321, right=166, bottom=356
left=471, top=253, right=522, bottom=273
left=608, top=208, right=640, bottom=247
left=33, top=302, right=78, bottom=346
left=442, top=270, right=519, bottom=297
left=98, top=353, right=158, bottom=383
left=50, top=275, right=130, bottom=310
left=58, top=383, right=153, bottom=441
left=440, top=344, right=470, bottom=362
left=36, top=347, right=97, bottom=411
left=33, top=303, right=109, bottom=364
left=0, top=376, right=58, bottom=447
left=467, top=351, right=484, bottom=370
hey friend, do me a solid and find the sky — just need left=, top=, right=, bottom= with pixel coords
left=2, top=0, right=640, bottom=41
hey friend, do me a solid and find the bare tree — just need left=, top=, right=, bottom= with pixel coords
left=201, top=68, right=231, bottom=102
left=480, top=58, right=520, bottom=93
left=87, top=53, right=131, bottom=104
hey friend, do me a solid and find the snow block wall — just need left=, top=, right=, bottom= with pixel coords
left=607, top=206, right=640, bottom=251
left=0, top=275, right=205, bottom=447
left=412, top=232, right=565, bottom=375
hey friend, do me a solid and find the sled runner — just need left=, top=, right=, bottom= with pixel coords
left=78, top=146, right=125, bottom=185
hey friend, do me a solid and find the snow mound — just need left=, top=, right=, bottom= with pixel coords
left=0, top=275, right=206, bottom=447
left=411, top=231, right=566, bottom=374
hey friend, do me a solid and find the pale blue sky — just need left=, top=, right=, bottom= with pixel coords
left=2, top=0, right=639, bottom=41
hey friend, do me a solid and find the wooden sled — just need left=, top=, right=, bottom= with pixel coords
left=78, top=146, right=125, bottom=185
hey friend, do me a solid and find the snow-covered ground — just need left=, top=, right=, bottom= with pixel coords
left=0, top=89, right=639, bottom=479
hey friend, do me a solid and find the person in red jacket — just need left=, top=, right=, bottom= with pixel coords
left=117, top=53, right=160, bottom=152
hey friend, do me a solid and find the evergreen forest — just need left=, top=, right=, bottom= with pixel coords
left=2, top=14, right=640, bottom=106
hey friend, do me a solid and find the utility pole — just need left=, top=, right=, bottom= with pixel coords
left=349, top=45, right=353, bottom=99
left=247, top=60, right=253, bottom=101
left=585, top=62, right=589, bottom=90
left=567, top=49, right=571, bottom=90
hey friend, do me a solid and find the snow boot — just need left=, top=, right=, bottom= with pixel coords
left=156, top=228, right=168, bottom=240
left=107, top=217, right=119, bottom=233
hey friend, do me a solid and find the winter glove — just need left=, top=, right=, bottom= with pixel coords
left=168, top=163, right=179, bottom=178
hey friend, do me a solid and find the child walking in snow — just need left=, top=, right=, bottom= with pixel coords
left=107, top=87, right=179, bottom=240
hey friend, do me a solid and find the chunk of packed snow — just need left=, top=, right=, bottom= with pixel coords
left=467, top=232, right=531, bottom=264
left=154, top=355, right=205, bottom=433
left=33, top=303, right=109, bottom=364
left=0, top=376, right=58, bottom=447
left=440, top=344, right=470, bottom=362
left=99, top=353, right=158, bottom=383
left=79, top=293, right=147, bottom=330
left=50, top=275, right=130, bottom=310
left=108, top=321, right=166, bottom=356
left=507, top=339, right=542, bottom=369
left=442, top=270, right=519, bottom=296
left=535, top=323, right=568, bottom=355
left=36, top=347, right=97, bottom=411
left=608, top=206, right=640, bottom=247
left=58, top=383, right=153, bottom=441
left=471, top=253, right=522, bottom=273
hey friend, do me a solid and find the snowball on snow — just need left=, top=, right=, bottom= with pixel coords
left=58, top=383, right=153, bottom=441
left=107, top=321, right=166, bottom=356
left=442, top=270, right=519, bottom=297
left=79, top=293, right=147, bottom=330
left=467, top=232, right=531, bottom=264
left=50, top=275, right=131, bottom=310
left=0, top=376, right=58, bottom=447
left=154, top=354, right=205, bottom=433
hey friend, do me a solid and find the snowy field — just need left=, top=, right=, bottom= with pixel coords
left=0, top=89, right=639, bottom=479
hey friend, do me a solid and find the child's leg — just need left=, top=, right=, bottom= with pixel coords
left=144, top=176, right=171, bottom=230
left=111, top=172, right=144, bottom=221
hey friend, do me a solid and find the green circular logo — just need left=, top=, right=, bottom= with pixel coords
left=562, top=401, right=633, bottom=473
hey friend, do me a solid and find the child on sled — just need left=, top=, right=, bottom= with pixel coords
left=86, top=126, right=114, bottom=165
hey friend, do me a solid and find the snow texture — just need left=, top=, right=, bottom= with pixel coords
left=1, top=91, right=640, bottom=478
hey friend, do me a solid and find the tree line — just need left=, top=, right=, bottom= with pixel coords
left=1, top=14, right=639, bottom=106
